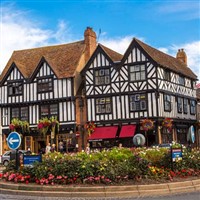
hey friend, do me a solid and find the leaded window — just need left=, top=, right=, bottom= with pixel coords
left=95, top=69, right=110, bottom=85
left=164, top=94, right=171, bottom=112
left=130, top=94, right=147, bottom=111
left=183, top=98, right=188, bottom=114
left=130, top=64, right=146, bottom=81
left=179, top=76, right=185, bottom=86
left=8, top=81, right=23, bottom=96
left=190, top=100, right=196, bottom=115
left=38, top=78, right=53, bottom=93
left=164, top=70, right=170, bottom=81
left=96, top=97, right=111, bottom=114
left=11, top=107, right=28, bottom=121
left=40, top=104, right=58, bottom=118
left=177, top=97, right=183, bottom=113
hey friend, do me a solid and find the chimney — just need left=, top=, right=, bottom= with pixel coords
left=176, top=48, right=187, bottom=65
left=84, top=27, right=97, bottom=63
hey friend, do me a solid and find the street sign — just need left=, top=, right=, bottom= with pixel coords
left=23, top=155, right=42, bottom=167
left=7, top=132, right=21, bottom=150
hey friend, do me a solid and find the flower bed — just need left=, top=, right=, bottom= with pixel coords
left=0, top=146, right=200, bottom=185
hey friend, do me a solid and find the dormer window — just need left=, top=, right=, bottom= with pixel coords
left=8, top=81, right=23, bottom=96
left=179, top=75, right=185, bottom=86
left=130, top=64, right=146, bottom=81
left=37, top=77, right=53, bottom=93
left=95, top=69, right=110, bottom=85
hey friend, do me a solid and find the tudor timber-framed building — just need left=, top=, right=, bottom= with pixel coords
left=0, top=27, right=97, bottom=154
left=82, top=38, right=198, bottom=149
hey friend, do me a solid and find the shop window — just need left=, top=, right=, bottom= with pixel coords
left=177, top=128, right=187, bottom=144
left=130, top=94, right=147, bottom=111
left=162, top=127, right=172, bottom=143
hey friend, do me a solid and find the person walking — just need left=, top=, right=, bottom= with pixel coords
left=45, top=143, right=51, bottom=154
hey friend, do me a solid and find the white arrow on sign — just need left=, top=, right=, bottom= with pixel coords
left=9, top=137, right=20, bottom=145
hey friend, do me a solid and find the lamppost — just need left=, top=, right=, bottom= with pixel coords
left=79, top=97, right=84, bottom=151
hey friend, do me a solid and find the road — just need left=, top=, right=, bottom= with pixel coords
left=0, top=192, right=199, bottom=200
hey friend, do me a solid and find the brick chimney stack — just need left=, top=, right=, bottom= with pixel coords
left=84, top=27, right=97, bottom=63
left=176, top=49, right=187, bottom=65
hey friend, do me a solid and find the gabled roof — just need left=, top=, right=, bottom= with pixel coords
left=99, top=44, right=123, bottom=62
left=131, top=38, right=197, bottom=79
left=0, top=40, right=85, bottom=82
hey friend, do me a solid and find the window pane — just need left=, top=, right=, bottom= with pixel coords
left=12, top=108, right=20, bottom=118
left=21, top=107, right=28, bottom=121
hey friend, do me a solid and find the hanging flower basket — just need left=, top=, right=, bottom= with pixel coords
left=140, top=119, right=154, bottom=131
left=37, top=117, right=51, bottom=136
left=37, top=116, right=59, bottom=137
left=9, top=118, right=30, bottom=134
left=162, top=118, right=173, bottom=131
left=85, top=121, right=96, bottom=136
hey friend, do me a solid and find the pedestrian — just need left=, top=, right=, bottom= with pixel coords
left=50, top=143, right=56, bottom=153
left=45, top=143, right=51, bottom=154
left=85, top=143, right=90, bottom=154
left=58, top=141, right=64, bottom=153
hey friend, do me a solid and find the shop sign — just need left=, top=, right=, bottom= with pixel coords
left=171, top=148, right=182, bottom=162
left=23, top=155, right=42, bottom=167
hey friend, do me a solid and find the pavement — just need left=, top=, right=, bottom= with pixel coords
left=0, top=178, right=200, bottom=198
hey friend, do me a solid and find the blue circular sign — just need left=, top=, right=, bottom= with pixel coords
left=7, top=132, right=21, bottom=150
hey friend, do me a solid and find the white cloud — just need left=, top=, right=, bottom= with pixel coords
left=99, top=35, right=145, bottom=54
left=0, top=4, right=72, bottom=72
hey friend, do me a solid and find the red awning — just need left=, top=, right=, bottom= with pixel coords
left=119, top=125, right=136, bottom=138
left=88, top=126, right=118, bottom=141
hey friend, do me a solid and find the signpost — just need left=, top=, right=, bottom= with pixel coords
left=6, top=132, right=21, bottom=170
left=7, top=132, right=21, bottom=150
left=23, top=155, right=42, bottom=167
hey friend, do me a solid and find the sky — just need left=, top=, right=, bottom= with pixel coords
left=0, top=0, right=200, bottom=82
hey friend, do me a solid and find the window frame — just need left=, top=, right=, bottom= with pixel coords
left=129, top=64, right=146, bottom=82
left=7, top=81, right=23, bottom=96
left=129, top=93, right=147, bottom=112
left=177, top=97, right=183, bottom=113
left=164, top=70, right=171, bottom=81
left=11, top=106, right=29, bottom=121
left=190, top=100, right=196, bottom=115
left=179, top=75, right=185, bottom=86
left=96, top=97, right=111, bottom=114
left=164, top=94, right=172, bottom=112
left=183, top=98, right=188, bottom=114
left=40, top=104, right=59, bottom=119
left=37, top=77, right=53, bottom=93
left=94, top=68, right=110, bottom=86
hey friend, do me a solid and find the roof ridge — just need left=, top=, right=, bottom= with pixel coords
left=14, top=40, right=85, bottom=52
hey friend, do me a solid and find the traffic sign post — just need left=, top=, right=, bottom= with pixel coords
left=6, top=132, right=22, bottom=170
left=7, top=132, right=21, bottom=150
